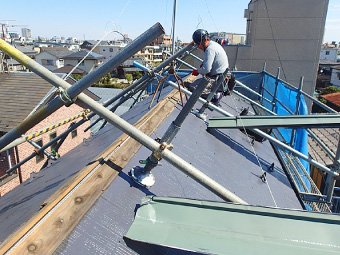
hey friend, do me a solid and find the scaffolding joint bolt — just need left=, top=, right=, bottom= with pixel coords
left=152, top=142, right=173, bottom=161
left=58, top=87, right=75, bottom=107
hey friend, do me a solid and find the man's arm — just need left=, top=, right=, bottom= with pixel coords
left=198, top=48, right=215, bottom=75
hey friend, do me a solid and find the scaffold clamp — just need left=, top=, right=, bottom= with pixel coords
left=57, top=87, right=75, bottom=107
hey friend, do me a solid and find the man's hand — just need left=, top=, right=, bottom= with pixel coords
left=192, top=69, right=199, bottom=76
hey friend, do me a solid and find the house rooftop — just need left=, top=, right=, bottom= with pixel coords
left=64, top=50, right=104, bottom=60
left=0, top=72, right=100, bottom=132
left=40, top=47, right=73, bottom=58
left=52, top=64, right=86, bottom=75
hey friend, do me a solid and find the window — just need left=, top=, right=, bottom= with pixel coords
left=326, top=51, right=330, bottom=55
left=35, top=139, right=44, bottom=163
left=49, top=132, right=57, bottom=152
left=42, top=59, right=54, bottom=65
left=71, top=129, right=78, bottom=139
left=110, top=48, right=113, bottom=52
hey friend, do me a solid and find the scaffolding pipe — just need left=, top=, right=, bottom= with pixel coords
left=85, top=77, right=152, bottom=132
left=28, top=140, right=55, bottom=160
left=134, top=64, right=338, bottom=177
left=0, top=23, right=165, bottom=151
left=233, top=89, right=337, bottom=162
left=171, top=0, right=177, bottom=55
left=6, top=123, right=74, bottom=175
left=177, top=46, right=203, bottom=62
left=262, top=71, right=337, bottom=114
left=290, top=77, right=304, bottom=147
left=164, top=51, right=197, bottom=70
left=233, top=75, right=336, bottom=161
left=235, top=80, right=273, bottom=105
left=326, top=136, right=340, bottom=203
left=14, top=146, right=23, bottom=183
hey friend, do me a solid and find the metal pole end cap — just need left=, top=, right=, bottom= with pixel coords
left=129, top=166, right=155, bottom=188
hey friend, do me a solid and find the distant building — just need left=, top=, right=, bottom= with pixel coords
left=116, top=57, right=145, bottom=78
left=135, top=45, right=163, bottom=66
left=80, top=40, right=109, bottom=51
left=63, top=50, right=104, bottom=74
left=21, top=28, right=32, bottom=40
left=1, top=46, right=37, bottom=72
left=330, top=65, right=340, bottom=87
left=320, top=48, right=339, bottom=63
left=150, top=35, right=172, bottom=46
left=93, top=44, right=126, bottom=61
left=209, top=32, right=246, bottom=45
left=317, top=60, right=340, bottom=89
left=35, top=47, right=73, bottom=71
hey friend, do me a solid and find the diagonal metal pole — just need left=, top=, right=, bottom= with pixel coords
left=0, top=23, right=165, bottom=151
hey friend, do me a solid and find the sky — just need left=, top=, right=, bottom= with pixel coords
left=1, top=0, right=339, bottom=43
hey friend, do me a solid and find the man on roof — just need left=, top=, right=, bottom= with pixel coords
left=188, top=29, right=229, bottom=103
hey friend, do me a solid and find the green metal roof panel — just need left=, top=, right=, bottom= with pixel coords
left=126, top=196, right=340, bottom=254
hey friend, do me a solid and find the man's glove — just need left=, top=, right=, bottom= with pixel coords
left=192, top=69, right=199, bottom=76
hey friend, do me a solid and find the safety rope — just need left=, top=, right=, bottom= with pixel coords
left=227, top=73, right=278, bottom=207
left=149, top=64, right=187, bottom=109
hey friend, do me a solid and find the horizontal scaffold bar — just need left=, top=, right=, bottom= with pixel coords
left=208, top=114, right=340, bottom=129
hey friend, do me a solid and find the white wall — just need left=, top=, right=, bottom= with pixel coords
left=320, top=48, right=339, bottom=62
left=96, top=45, right=124, bottom=61
left=64, top=59, right=98, bottom=74
left=331, top=68, right=340, bottom=87
left=35, top=52, right=59, bottom=71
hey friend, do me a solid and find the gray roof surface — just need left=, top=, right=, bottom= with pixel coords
left=52, top=64, right=86, bottom=75
left=40, top=47, right=73, bottom=58
left=308, top=128, right=339, bottom=166
left=14, top=46, right=37, bottom=56
left=64, top=50, right=104, bottom=60
left=87, top=87, right=137, bottom=133
left=0, top=85, right=303, bottom=254
left=0, top=72, right=99, bottom=132
left=0, top=72, right=54, bottom=132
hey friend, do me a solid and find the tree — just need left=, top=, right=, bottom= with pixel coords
left=125, top=73, right=133, bottom=82
left=132, top=71, right=142, bottom=80
left=72, top=74, right=83, bottom=81
left=320, top=86, right=340, bottom=95
left=106, top=73, right=111, bottom=83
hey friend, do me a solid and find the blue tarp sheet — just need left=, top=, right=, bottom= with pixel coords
left=234, top=72, right=310, bottom=193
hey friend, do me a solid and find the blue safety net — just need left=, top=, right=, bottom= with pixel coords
left=234, top=71, right=311, bottom=193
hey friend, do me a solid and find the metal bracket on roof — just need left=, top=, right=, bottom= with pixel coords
left=152, top=142, right=173, bottom=161
left=57, top=87, right=75, bottom=107
left=130, top=142, right=173, bottom=188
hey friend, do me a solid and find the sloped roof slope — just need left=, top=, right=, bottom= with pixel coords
left=0, top=72, right=99, bottom=132
left=64, top=50, right=104, bottom=60
left=0, top=72, right=53, bottom=132
left=52, top=64, right=86, bottom=75
left=40, top=47, right=73, bottom=58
